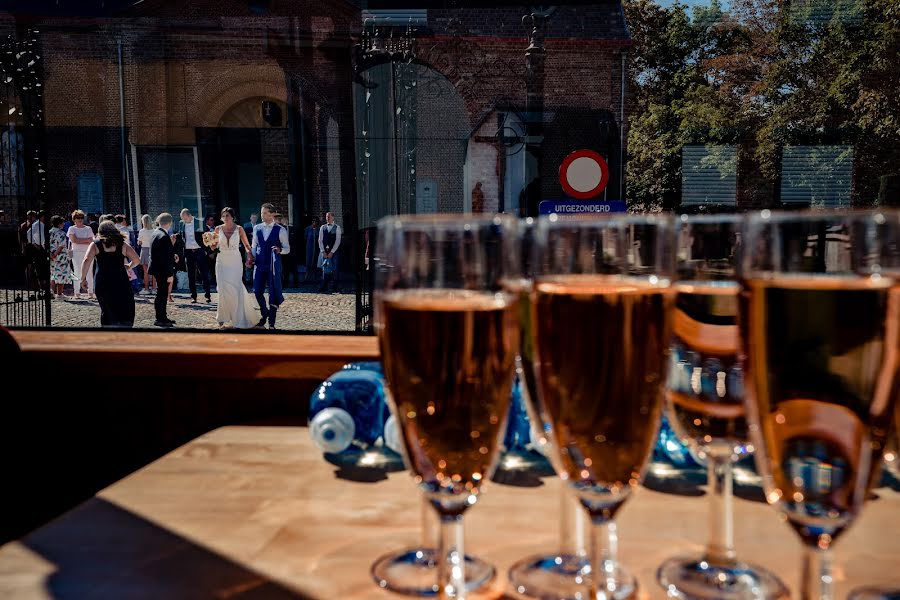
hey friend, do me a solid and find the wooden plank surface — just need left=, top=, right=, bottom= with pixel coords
left=0, top=426, right=897, bottom=599
left=10, top=330, right=380, bottom=380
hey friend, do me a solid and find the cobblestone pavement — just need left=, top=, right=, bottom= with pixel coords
left=37, top=282, right=356, bottom=331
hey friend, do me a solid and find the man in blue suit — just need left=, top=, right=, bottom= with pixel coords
left=250, top=203, right=290, bottom=330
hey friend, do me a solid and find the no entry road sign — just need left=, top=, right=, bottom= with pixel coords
left=559, top=149, right=610, bottom=199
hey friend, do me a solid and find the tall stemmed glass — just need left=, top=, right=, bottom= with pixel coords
left=740, top=210, right=900, bottom=600
left=657, top=215, right=788, bottom=599
left=509, top=217, right=591, bottom=600
left=374, top=214, right=521, bottom=599
left=529, top=214, right=677, bottom=600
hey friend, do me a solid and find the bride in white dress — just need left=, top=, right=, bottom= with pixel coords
left=209, top=208, right=260, bottom=329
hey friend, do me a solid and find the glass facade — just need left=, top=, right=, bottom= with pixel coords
left=0, top=0, right=896, bottom=330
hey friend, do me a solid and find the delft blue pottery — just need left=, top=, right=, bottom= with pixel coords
left=503, top=375, right=535, bottom=452
left=309, top=362, right=393, bottom=454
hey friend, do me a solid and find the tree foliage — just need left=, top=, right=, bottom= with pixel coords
left=623, top=0, right=900, bottom=210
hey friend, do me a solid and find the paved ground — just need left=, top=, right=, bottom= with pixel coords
left=40, top=282, right=357, bottom=331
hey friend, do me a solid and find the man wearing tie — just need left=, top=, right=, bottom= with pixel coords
left=250, top=203, right=290, bottom=329
left=175, top=208, right=211, bottom=304
left=318, top=211, right=342, bottom=293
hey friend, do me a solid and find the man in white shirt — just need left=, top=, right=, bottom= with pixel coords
left=251, top=202, right=290, bottom=329
left=175, top=208, right=211, bottom=303
left=318, top=211, right=342, bottom=293
left=28, top=211, right=47, bottom=247
left=26, top=211, right=49, bottom=290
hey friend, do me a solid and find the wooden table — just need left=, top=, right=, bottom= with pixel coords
left=0, top=426, right=897, bottom=599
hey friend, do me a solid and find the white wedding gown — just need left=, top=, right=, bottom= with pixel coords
left=215, top=229, right=260, bottom=328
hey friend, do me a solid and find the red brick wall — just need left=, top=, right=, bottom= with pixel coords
left=11, top=3, right=630, bottom=222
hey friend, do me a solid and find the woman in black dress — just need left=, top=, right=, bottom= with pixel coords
left=79, top=221, right=140, bottom=327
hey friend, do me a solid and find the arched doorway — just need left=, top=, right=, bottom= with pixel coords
left=354, top=57, right=470, bottom=226
left=196, top=96, right=291, bottom=225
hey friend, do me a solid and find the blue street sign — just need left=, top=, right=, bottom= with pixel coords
left=539, top=200, right=627, bottom=215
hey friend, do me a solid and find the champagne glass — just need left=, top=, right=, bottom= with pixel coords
left=740, top=209, right=900, bottom=600
left=508, top=217, right=591, bottom=599
left=374, top=214, right=520, bottom=599
left=847, top=356, right=900, bottom=600
left=657, top=215, right=788, bottom=599
left=529, top=213, right=677, bottom=600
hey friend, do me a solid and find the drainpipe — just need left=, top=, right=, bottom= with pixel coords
left=620, top=49, right=626, bottom=201
left=117, top=38, right=133, bottom=226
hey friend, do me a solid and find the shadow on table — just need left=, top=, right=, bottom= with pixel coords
left=881, top=469, right=900, bottom=493
left=23, top=498, right=312, bottom=599
left=642, top=463, right=706, bottom=497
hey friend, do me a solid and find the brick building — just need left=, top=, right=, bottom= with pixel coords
left=0, top=1, right=630, bottom=240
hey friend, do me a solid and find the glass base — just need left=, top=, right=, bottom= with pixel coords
left=508, top=553, right=637, bottom=600
left=371, top=547, right=495, bottom=597
left=657, top=554, right=789, bottom=600
left=847, top=587, right=900, bottom=600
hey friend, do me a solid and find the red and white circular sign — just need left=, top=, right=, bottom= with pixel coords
left=559, top=149, right=609, bottom=199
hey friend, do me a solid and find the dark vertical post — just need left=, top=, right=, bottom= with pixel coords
left=118, top=38, right=134, bottom=228
left=390, top=58, right=402, bottom=215
left=620, top=49, right=627, bottom=201
left=523, top=13, right=546, bottom=218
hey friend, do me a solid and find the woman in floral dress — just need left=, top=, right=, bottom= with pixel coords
left=49, top=215, right=71, bottom=298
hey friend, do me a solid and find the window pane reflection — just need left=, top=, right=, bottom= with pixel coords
left=0, top=1, right=896, bottom=331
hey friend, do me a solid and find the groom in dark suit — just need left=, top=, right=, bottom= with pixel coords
left=149, top=212, right=179, bottom=327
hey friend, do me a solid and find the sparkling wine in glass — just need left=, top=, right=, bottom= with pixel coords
left=657, top=215, right=788, bottom=600
left=740, top=210, right=900, bottom=600
left=508, top=217, right=591, bottom=600
left=374, top=215, right=520, bottom=599
left=529, top=214, right=676, bottom=600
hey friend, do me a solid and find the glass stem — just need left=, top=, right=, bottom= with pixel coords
left=589, top=515, right=619, bottom=600
left=420, top=495, right=437, bottom=550
left=801, top=545, right=832, bottom=600
left=706, top=453, right=736, bottom=564
left=437, top=513, right=466, bottom=599
left=559, top=485, right=588, bottom=556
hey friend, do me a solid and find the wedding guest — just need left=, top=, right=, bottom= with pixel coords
left=149, top=213, right=178, bottom=327
left=68, top=209, right=95, bottom=299
left=174, top=208, right=211, bottom=304
left=318, top=212, right=342, bottom=293
left=304, top=216, right=320, bottom=282
left=114, top=214, right=129, bottom=239
left=204, top=214, right=218, bottom=286
left=281, top=215, right=300, bottom=288
left=80, top=221, right=139, bottom=327
left=48, top=215, right=71, bottom=299
left=243, top=212, right=258, bottom=237
left=137, top=214, right=155, bottom=294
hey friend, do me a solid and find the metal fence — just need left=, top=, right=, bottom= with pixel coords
left=0, top=30, right=51, bottom=328
left=1, top=287, right=48, bottom=328
left=355, top=227, right=374, bottom=333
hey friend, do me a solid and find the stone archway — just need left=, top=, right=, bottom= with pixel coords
left=195, top=76, right=288, bottom=129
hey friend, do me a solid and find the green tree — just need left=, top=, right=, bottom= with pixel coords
left=624, top=0, right=900, bottom=209
left=623, top=0, right=741, bottom=210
